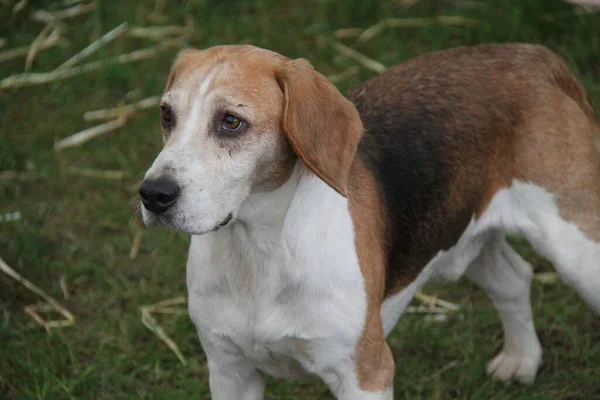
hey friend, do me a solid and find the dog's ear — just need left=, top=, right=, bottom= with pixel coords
left=277, top=59, right=363, bottom=197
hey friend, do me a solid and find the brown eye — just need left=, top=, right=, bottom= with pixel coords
left=160, top=104, right=174, bottom=129
left=222, top=113, right=244, bottom=131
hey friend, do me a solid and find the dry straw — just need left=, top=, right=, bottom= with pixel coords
left=140, top=297, right=188, bottom=365
left=84, top=96, right=161, bottom=121
left=30, top=2, right=97, bottom=24
left=0, top=28, right=60, bottom=64
left=1, top=39, right=183, bottom=89
left=54, top=118, right=127, bottom=151
left=55, top=22, right=129, bottom=70
left=0, top=256, right=75, bottom=333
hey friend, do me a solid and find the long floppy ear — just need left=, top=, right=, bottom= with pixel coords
left=276, top=59, right=363, bottom=197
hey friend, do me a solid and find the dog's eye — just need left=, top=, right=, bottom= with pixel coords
left=160, top=104, right=174, bottom=129
left=222, top=113, right=244, bottom=131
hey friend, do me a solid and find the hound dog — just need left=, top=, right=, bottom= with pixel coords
left=139, top=43, right=600, bottom=399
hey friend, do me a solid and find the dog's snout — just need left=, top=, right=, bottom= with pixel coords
left=139, top=178, right=180, bottom=215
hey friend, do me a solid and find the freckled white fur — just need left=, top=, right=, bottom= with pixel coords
left=187, top=162, right=375, bottom=399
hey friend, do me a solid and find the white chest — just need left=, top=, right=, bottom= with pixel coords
left=185, top=172, right=368, bottom=378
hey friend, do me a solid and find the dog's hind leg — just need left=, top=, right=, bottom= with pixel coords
left=512, top=100, right=600, bottom=314
left=465, top=235, right=542, bottom=385
left=525, top=191, right=600, bottom=315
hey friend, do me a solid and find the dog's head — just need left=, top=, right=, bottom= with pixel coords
left=140, top=45, right=362, bottom=234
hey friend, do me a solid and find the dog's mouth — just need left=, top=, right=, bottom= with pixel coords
left=146, top=209, right=234, bottom=235
left=216, top=213, right=233, bottom=228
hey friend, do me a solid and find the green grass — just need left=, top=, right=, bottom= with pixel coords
left=1, top=0, right=599, bottom=398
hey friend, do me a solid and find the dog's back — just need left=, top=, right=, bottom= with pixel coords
left=347, top=43, right=600, bottom=298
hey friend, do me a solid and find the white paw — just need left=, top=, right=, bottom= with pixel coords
left=486, top=351, right=541, bottom=385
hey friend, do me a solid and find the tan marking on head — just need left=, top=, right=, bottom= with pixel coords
left=144, top=45, right=298, bottom=234
left=162, top=45, right=296, bottom=192
left=277, top=59, right=363, bottom=196
left=347, top=159, right=395, bottom=392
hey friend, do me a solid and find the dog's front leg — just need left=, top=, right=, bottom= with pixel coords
left=321, top=340, right=395, bottom=400
left=207, top=361, right=264, bottom=400
left=199, top=332, right=265, bottom=400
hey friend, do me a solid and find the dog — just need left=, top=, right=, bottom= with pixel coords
left=139, top=43, right=600, bottom=399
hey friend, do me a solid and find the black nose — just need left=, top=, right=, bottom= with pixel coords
left=139, top=178, right=180, bottom=215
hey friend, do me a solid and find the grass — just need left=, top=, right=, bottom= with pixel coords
left=1, top=0, right=599, bottom=398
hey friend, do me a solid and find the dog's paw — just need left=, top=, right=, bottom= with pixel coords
left=486, top=351, right=541, bottom=385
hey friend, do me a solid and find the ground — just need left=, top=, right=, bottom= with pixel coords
left=1, top=0, right=599, bottom=399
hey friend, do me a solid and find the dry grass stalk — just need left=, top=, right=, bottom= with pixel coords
left=59, top=275, right=70, bottom=300
left=405, top=305, right=452, bottom=314
left=148, top=0, right=167, bottom=23
left=0, top=29, right=60, bottom=64
left=0, top=256, right=75, bottom=333
left=330, top=41, right=386, bottom=73
left=23, top=305, right=47, bottom=326
left=1, top=40, right=182, bottom=89
left=149, top=307, right=188, bottom=315
left=141, top=310, right=187, bottom=365
left=84, top=95, right=161, bottom=121
left=25, top=24, right=59, bottom=72
left=0, top=38, right=6, bottom=49
left=54, top=118, right=126, bottom=151
left=129, top=25, right=190, bottom=41
left=140, top=296, right=188, bottom=365
left=358, top=16, right=480, bottom=43
left=533, top=272, right=559, bottom=284
left=563, top=0, right=600, bottom=10
left=66, top=167, right=128, bottom=179
left=129, top=219, right=143, bottom=260
left=148, top=297, right=187, bottom=308
left=334, top=28, right=364, bottom=39
left=55, top=22, right=129, bottom=70
left=25, top=305, right=75, bottom=331
left=30, top=2, right=97, bottom=24
left=327, top=66, right=359, bottom=84
left=424, top=313, right=448, bottom=323
left=12, top=0, right=27, bottom=14
left=0, top=211, right=21, bottom=223
left=414, top=291, right=460, bottom=311
left=0, top=170, right=38, bottom=180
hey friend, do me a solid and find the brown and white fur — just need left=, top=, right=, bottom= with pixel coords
left=139, top=43, right=600, bottom=399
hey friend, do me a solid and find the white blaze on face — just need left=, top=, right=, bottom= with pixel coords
left=140, top=55, right=291, bottom=235
left=142, top=67, right=237, bottom=234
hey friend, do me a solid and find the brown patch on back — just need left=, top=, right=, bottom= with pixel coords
left=513, top=87, right=600, bottom=241
left=477, top=47, right=600, bottom=241
left=347, top=158, right=395, bottom=392
left=347, top=43, right=600, bottom=296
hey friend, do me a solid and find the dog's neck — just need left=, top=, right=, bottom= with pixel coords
left=225, top=160, right=343, bottom=255
left=231, top=161, right=304, bottom=242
